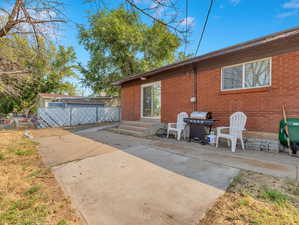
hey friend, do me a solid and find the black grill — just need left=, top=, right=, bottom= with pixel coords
left=184, top=116, right=217, bottom=145
left=184, top=118, right=214, bottom=126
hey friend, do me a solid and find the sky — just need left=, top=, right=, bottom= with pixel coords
left=59, top=0, right=299, bottom=58
left=57, top=0, right=299, bottom=95
left=3, top=0, right=299, bottom=95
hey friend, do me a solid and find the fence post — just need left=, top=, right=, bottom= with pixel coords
left=96, top=106, right=98, bottom=123
left=70, top=107, right=73, bottom=126
left=118, top=107, right=121, bottom=121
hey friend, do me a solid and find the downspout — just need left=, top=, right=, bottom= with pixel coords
left=192, top=64, right=198, bottom=112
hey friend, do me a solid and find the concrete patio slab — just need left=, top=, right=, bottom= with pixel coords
left=53, top=150, right=236, bottom=225
left=79, top=130, right=299, bottom=179
left=150, top=142, right=298, bottom=179
left=35, top=132, right=116, bottom=167
left=79, top=129, right=153, bottom=149
left=123, top=145, right=239, bottom=190
left=35, top=128, right=239, bottom=225
left=36, top=128, right=299, bottom=225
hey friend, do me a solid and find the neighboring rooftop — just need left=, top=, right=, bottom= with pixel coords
left=113, top=26, right=299, bottom=86
left=39, top=93, right=82, bottom=99
left=39, top=93, right=116, bottom=99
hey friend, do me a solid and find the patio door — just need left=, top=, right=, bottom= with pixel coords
left=141, top=82, right=161, bottom=119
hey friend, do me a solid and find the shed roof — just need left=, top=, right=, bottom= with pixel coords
left=39, top=93, right=82, bottom=99
left=39, top=93, right=116, bottom=100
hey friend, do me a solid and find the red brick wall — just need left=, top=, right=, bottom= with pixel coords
left=121, top=68, right=194, bottom=122
left=161, top=72, right=193, bottom=123
left=120, top=50, right=299, bottom=133
left=197, top=51, right=299, bottom=133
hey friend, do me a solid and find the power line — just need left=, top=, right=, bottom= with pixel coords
left=125, top=0, right=184, bottom=34
left=195, top=0, right=214, bottom=55
left=126, top=0, right=145, bottom=33
left=184, top=0, right=188, bottom=55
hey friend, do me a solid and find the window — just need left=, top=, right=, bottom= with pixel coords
left=222, top=65, right=243, bottom=90
left=221, top=58, right=271, bottom=91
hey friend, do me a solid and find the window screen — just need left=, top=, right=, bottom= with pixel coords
left=222, top=65, right=243, bottom=90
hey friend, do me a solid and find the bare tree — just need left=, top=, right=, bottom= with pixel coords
left=0, top=0, right=65, bottom=42
left=0, top=57, right=29, bottom=95
left=0, top=0, right=65, bottom=96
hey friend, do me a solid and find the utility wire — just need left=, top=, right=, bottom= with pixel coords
left=195, top=0, right=214, bottom=55
left=184, top=0, right=188, bottom=55
left=126, top=0, right=145, bottom=33
left=125, top=0, right=184, bottom=33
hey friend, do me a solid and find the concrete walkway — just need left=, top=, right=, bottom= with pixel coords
left=35, top=130, right=116, bottom=167
left=34, top=129, right=239, bottom=225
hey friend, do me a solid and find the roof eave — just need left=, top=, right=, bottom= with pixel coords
left=113, top=26, right=299, bottom=86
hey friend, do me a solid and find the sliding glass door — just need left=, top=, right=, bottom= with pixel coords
left=141, top=82, right=161, bottom=119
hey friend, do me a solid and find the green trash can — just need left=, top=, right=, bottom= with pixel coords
left=279, top=118, right=299, bottom=152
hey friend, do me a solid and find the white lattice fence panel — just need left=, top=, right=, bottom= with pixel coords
left=97, top=107, right=120, bottom=122
left=38, top=108, right=70, bottom=127
left=71, top=107, right=97, bottom=126
left=38, top=106, right=120, bottom=128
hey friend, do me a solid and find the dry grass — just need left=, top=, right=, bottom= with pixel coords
left=199, top=171, right=299, bottom=225
left=0, top=130, right=83, bottom=225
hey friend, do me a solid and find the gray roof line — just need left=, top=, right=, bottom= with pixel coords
left=113, top=26, right=299, bottom=86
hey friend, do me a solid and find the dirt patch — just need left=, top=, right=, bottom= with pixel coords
left=0, top=130, right=83, bottom=225
left=199, top=171, right=299, bottom=225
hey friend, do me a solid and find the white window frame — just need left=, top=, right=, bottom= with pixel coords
left=140, top=81, right=161, bottom=119
left=221, top=57, right=272, bottom=91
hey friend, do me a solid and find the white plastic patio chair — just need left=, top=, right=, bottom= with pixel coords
left=216, top=112, right=247, bottom=152
left=167, top=112, right=188, bottom=141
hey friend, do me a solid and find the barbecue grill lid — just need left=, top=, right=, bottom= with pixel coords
left=190, top=111, right=212, bottom=119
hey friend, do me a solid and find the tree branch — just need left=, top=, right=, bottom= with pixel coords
left=0, top=70, right=31, bottom=75
left=0, top=8, right=10, bottom=15
left=125, top=0, right=184, bottom=33
left=0, top=0, right=21, bottom=37
left=0, top=0, right=65, bottom=38
left=16, top=19, right=65, bottom=24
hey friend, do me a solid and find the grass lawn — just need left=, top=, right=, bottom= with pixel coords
left=0, top=130, right=83, bottom=225
left=199, top=171, right=299, bottom=225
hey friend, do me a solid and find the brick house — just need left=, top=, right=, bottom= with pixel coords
left=114, top=27, right=299, bottom=137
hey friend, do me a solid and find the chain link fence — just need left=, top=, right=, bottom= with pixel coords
left=37, top=106, right=120, bottom=128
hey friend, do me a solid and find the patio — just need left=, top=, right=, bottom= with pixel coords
left=34, top=128, right=239, bottom=225
left=34, top=127, right=299, bottom=225
left=79, top=129, right=299, bottom=180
